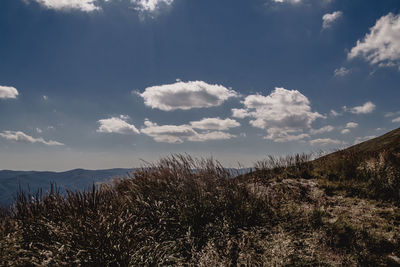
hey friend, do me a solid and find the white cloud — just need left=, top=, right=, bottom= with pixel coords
left=188, top=131, right=235, bottom=142
left=42, top=95, right=48, bottom=100
left=0, top=131, right=64, bottom=146
left=272, top=0, right=301, bottom=4
left=141, top=120, right=195, bottom=143
left=330, top=109, right=341, bottom=117
left=0, top=86, right=19, bottom=99
left=36, top=128, right=43, bottom=133
left=310, top=138, right=342, bottom=146
left=97, top=115, right=140, bottom=134
left=133, top=0, right=174, bottom=13
left=349, top=101, right=376, bottom=114
left=236, top=87, right=324, bottom=142
left=340, top=122, right=358, bottom=134
left=32, top=0, right=100, bottom=12
left=322, top=11, right=343, bottom=29
left=348, top=13, right=400, bottom=70
left=341, top=129, right=350, bottom=134
left=345, top=122, right=358, bottom=128
left=190, top=117, right=240, bottom=131
left=271, top=0, right=334, bottom=5
left=232, top=108, right=251, bottom=119
left=354, top=135, right=376, bottom=145
left=385, top=111, right=400, bottom=118
left=140, top=81, right=238, bottom=111
left=334, top=67, right=350, bottom=77
left=310, top=125, right=334, bottom=135
left=264, top=130, right=309, bottom=143
left=392, top=117, right=400, bottom=123
left=141, top=119, right=236, bottom=143
left=30, top=0, right=176, bottom=15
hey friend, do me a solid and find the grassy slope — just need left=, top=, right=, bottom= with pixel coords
left=347, top=127, right=400, bottom=154
left=0, top=130, right=400, bottom=266
left=320, top=127, right=400, bottom=159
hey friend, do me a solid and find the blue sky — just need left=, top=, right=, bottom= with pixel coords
left=0, top=0, right=399, bottom=171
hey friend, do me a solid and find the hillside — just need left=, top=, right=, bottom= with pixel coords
left=0, top=130, right=399, bottom=266
left=321, top=127, right=400, bottom=159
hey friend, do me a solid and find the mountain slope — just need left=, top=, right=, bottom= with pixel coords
left=322, top=127, right=400, bottom=159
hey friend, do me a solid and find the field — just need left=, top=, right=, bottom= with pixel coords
left=1, top=128, right=399, bottom=266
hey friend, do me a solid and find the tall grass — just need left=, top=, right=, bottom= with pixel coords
left=315, top=149, right=400, bottom=203
left=250, top=153, right=313, bottom=182
left=0, top=153, right=399, bottom=266
left=1, top=155, right=278, bottom=265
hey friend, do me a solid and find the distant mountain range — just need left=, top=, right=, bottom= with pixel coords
left=0, top=168, right=135, bottom=207
left=0, top=167, right=251, bottom=207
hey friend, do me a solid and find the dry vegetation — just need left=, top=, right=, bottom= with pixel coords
left=0, top=147, right=399, bottom=266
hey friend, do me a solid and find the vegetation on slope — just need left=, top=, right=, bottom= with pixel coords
left=313, top=128, right=400, bottom=204
left=1, top=129, right=400, bottom=266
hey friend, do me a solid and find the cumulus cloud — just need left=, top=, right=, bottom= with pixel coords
left=235, top=87, right=324, bottom=142
left=310, top=138, right=342, bottom=146
left=339, top=122, right=358, bottom=134
left=32, top=0, right=100, bottom=12
left=334, top=67, right=350, bottom=77
left=133, top=0, right=174, bottom=13
left=188, top=131, right=235, bottom=142
left=322, top=11, right=343, bottom=29
left=345, top=122, right=358, bottom=129
left=190, top=117, right=240, bottom=131
left=140, top=81, right=238, bottom=111
left=264, top=130, right=309, bottom=143
left=349, top=101, right=376, bottom=114
left=0, top=131, right=64, bottom=146
left=348, top=13, right=400, bottom=70
left=231, top=108, right=251, bottom=119
left=30, top=0, right=175, bottom=14
left=330, top=109, right=341, bottom=117
left=385, top=111, right=400, bottom=118
left=97, top=115, right=140, bottom=134
left=310, top=125, right=334, bottom=135
left=141, top=120, right=196, bottom=143
left=271, top=0, right=334, bottom=5
left=341, top=129, right=350, bottom=134
left=0, top=86, right=19, bottom=99
left=271, top=0, right=301, bottom=4
left=141, top=119, right=236, bottom=143
left=392, top=117, right=400, bottom=123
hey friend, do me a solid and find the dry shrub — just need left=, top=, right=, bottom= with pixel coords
left=316, top=150, right=400, bottom=203
left=1, top=154, right=399, bottom=266
left=252, top=153, right=313, bottom=181
left=0, top=155, right=275, bottom=266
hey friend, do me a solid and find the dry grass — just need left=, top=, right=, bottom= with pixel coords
left=0, top=153, right=399, bottom=266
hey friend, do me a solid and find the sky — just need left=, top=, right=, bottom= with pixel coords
left=0, top=0, right=400, bottom=171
